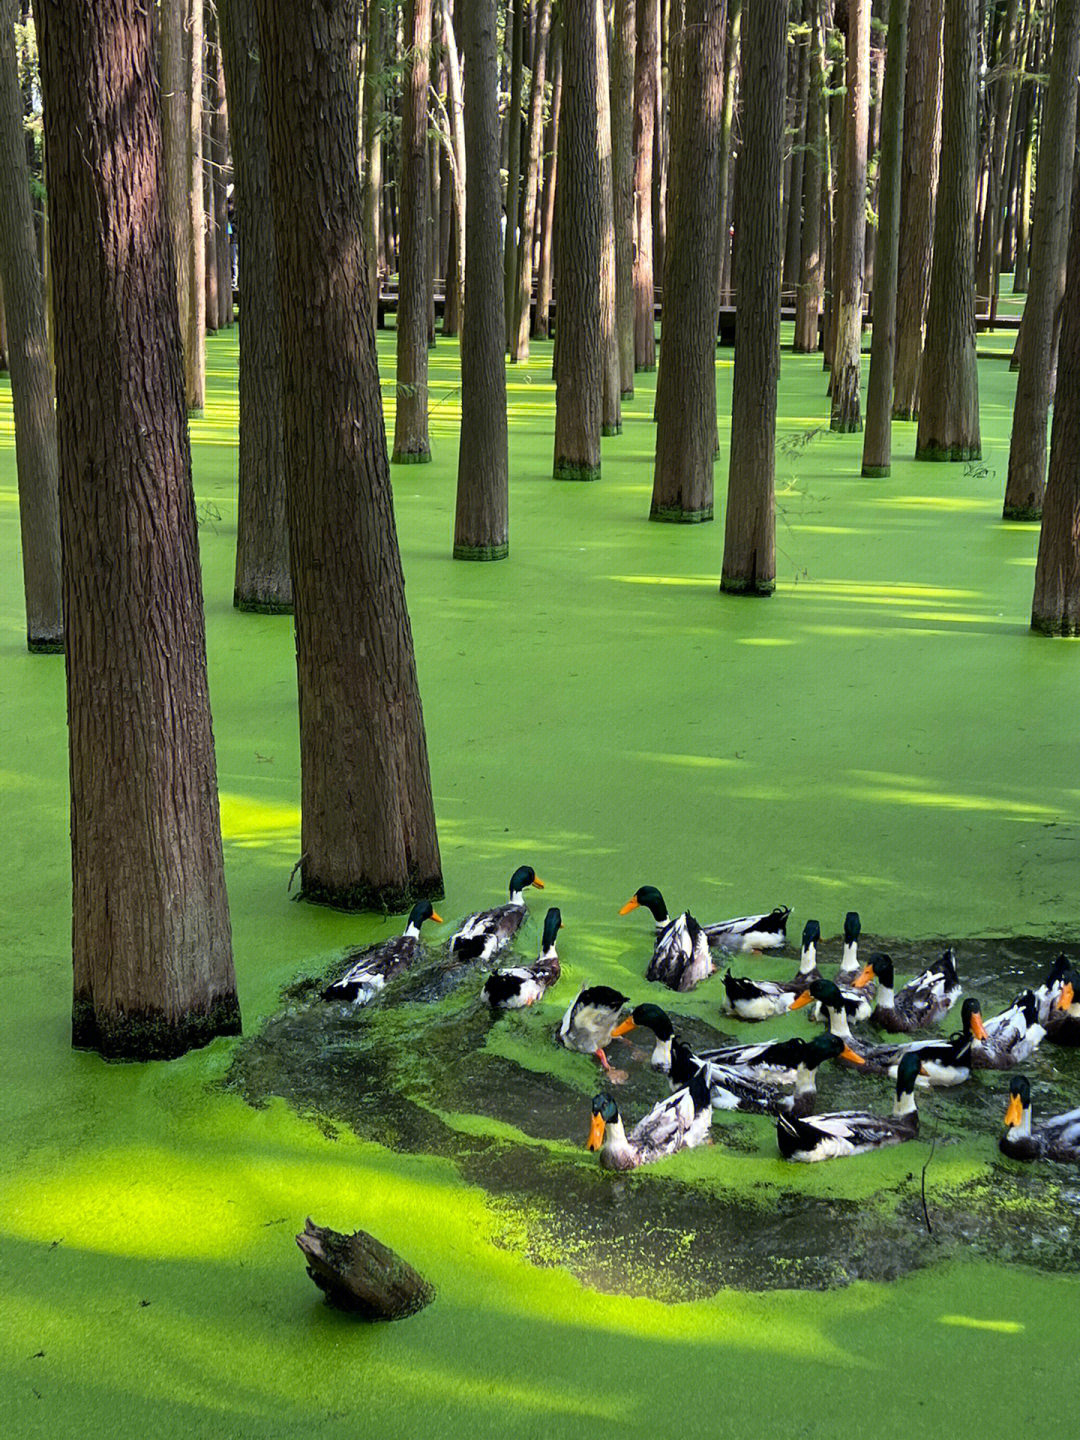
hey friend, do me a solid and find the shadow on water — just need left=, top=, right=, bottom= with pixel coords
left=225, top=935, right=1080, bottom=1299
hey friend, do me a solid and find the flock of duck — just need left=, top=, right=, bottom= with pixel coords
left=320, top=866, right=1080, bottom=1173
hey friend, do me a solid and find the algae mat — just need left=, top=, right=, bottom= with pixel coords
left=3, top=328, right=1080, bottom=1440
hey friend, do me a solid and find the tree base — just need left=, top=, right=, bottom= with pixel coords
left=453, top=543, right=509, bottom=561
left=649, top=504, right=714, bottom=523
left=914, top=444, right=981, bottom=462
left=620, top=384, right=635, bottom=399
left=1031, top=615, right=1080, bottom=637
left=27, top=634, right=64, bottom=654
left=72, top=992, right=242, bottom=1061
left=1002, top=504, right=1042, bottom=522
left=892, top=406, right=917, bottom=422
left=298, top=869, right=445, bottom=913
left=830, top=417, right=863, bottom=434
left=234, top=592, right=294, bottom=615
left=553, top=461, right=601, bottom=482
left=601, top=424, right=622, bottom=437
left=391, top=448, right=432, bottom=464
left=296, top=1219, right=434, bottom=1319
left=720, top=577, right=776, bottom=597
left=861, top=464, right=890, bottom=478
left=633, top=363, right=656, bottom=374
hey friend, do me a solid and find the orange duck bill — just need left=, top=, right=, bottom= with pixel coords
left=587, top=1113, right=606, bottom=1150
left=1004, top=1092, right=1025, bottom=1128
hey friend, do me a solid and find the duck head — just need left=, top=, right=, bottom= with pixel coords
left=509, top=866, right=544, bottom=900
left=619, top=886, right=670, bottom=925
left=854, top=952, right=892, bottom=989
left=405, top=899, right=443, bottom=935
left=541, top=907, right=562, bottom=952
left=1004, top=1076, right=1031, bottom=1132
left=961, top=996, right=988, bottom=1041
left=800, top=1030, right=866, bottom=1070
left=587, top=1093, right=620, bottom=1150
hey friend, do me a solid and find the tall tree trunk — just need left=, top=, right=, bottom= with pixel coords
left=504, top=0, right=525, bottom=349
left=187, top=0, right=207, bottom=409
left=892, top=0, right=943, bottom=418
left=160, top=0, right=191, bottom=389
left=1013, top=28, right=1037, bottom=293
left=783, top=0, right=811, bottom=289
left=794, top=0, right=826, bottom=353
left=512, top=0, right=552, bottom=360
left=393, top=0, right=432, bottom=462
left=975, top=0, right=1020, bottom=322
left=553, top=0, right=602, bottom=479
left=715, top=0, right=740, bottom=301
left=38, top=0, right=240, bottom=1059
left=651, top=0, right=725, bottom=522
left=253, top=0, right=444, bottom=908
left=219, top=0, right=292, bottom=613
left=821, top=78, right=842, bottom=372
left=596, top=0, right=621, bottom=434
left=612, top=0, right=636, bottom=394
left=454, top=0, right=510, bottom=557
left=203, top=68, right=219, bottom=334
left=830, top=0, right=870, bottom=431
left=0, top=0, right=62, bottom=651
left=915, top=0, right=980, bottom=459
left=1003, top=0, right=1080, bottom=518
left=633, top=0, right=658, bottom=369
left=362, top=0, right=385, bottom=317
left=440, top=0, right=467, bottom=338
left=721, top=0, right=784, bottom=595
left=534, top=17, right=563, bottom=339
left=862, top=0, right=909, bottom=474
left=1031, top=145, right=1080, bottom=634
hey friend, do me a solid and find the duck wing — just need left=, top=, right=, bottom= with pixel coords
left=449, top=902, right=526, bottom=961
left=629, top=1086, right=711, bottom=1158
left=778, top=1108, right=915, bottom=1159
left=322, top=935, right=419, bottom=1004
left=703, top=906, right=791, bottom=952
left=646, top=914, right=714, bottom=992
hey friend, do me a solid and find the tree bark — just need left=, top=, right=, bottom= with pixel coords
left=38, top=0, right=240, bottom=1059
left=830, top=0, right=870, bottom=431
left=612, top=0, right=636, bottom=394
left=534, top=17, right=562, bottom=338
left=254, top=0, right=444, bottom=908
left=715, top=0, right=740, bottom=302
left=595, top=0, right=621, bottom=434
left=0, top=0, right=62, bottom=651
left=1003, top=0, right=1080, bottom=518
left=915, top=0, right=980, bottom=460
left=362, top=0, right=385, bottom=318
left=297, top=1218, right=435, bottom=1318
left=553, top=0, right=602, bottom=480
left=975, top=0, right=1020, bottom=322
left=861, top=0, right=909, bottom=475
left=783, top=0, right=812, bottom=289
left=1013, top=25, right=1038, bottom=293
left=511, top=0, right=552, bottom=361
left=439, top=0, right=467, bottom=338
left=794, top=0, right=826, bottom=353
left=503, top=0, right=524, bottom=350
left=211, top=7, right=233, bottom=327
left=393, top=0, right=432, bottom=462
left=892, top=0, right=943, bottom=418
left=633, top=0, right=658, bottom=369
left=160, top=0, right=191, bottom=392
left=651, top=0, right=725, bottom=522
left=203, top=52, right=219, bottom=334
left=219, top=0, right=292, bottom=613
left=186, top=0, right=207, bottom=409
left=454, top=0, right=510, bottom=557
left=721, top=0, right=784, bottom=595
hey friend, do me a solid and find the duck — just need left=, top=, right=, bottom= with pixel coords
left=792, top=977, right=871, bottom=1040
left=852, top=950, right=960, bottom=1033
left=671, top=1031, right=866, bottom=1117
left=1044, top=969, right=1080, bottom=1048
left=1033, top=954, right=1074, bottom=1025
left=618, top=888, right=715, bottom=991
left=808, top=912, right=873, bottom=1022
left=321, top=900, right=443, bottom=1005
left=619, top=885, right=789, bottom=959
left=448, top=865, right=544, bottom=962
left=606, top=1002, right=677, bottom=1071
left=999, top=1076, right=1080, bottom=1163
left=776, top=1051, right=925, bottom=1162
left=680, top=1033, right=821, bottom=1086
left=557, top=984, right=632, bottom=1078
left=972, top=990, right=1046, bottom=1069
left=482, top=907, right=562, bottom=1009
left=719, top=927, right=824, bottom=1020
left=586, top=1071, right=713, bottom=1170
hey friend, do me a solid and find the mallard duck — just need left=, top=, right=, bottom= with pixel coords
left=619, top=888, right=715, bottom=991
left=972, top=990, right=1046, bottom=1069
left=671, top=1031, right=865, bottom=1117
left=721, top=969, right=807, bottom=1021
left=557, top=985, right=631, bottom=1077
left=482, top=907, right=562, bottom=1009
left=776, top=1051, right=925, bottom=1161
left=808, top=911, right=873, bottom=1021
left=1034, top=954, right=1073, bottom=1025
left=852, top=950, right=960, bottom=1033
left=792, top=977, right=869, bottom=1041
left=619, top=885, right=789, bottom=959
left=1044, top=970, right=1080, bottom=1047
left=448, top=865, right=544, bottom=962
left=607, top=1002, right=677, bottom=1071
left=321, top=900, right=443, bottom=1004
left=1000, top=1076, right=1080, bottom=1162
left=684, top=1034, right=817, bottom=1085
left=586, top=1071, right=713, bottom=1170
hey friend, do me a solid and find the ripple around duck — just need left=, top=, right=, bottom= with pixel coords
left=224, top=935, right=1080, bottom=1299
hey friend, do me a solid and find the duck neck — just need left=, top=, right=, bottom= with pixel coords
left=1009, top=1106, right=1033, bottom=1140
left=403, top=920, right=422, bottom=939
left=827, top=1008, right=853, bottom=1041
left=509, top=888, right=527, bottom=906
left=602, top=1115, right=634, bottom=1164
left=793, top=1064, right=817, bottom=1098
left=838, top=941, right=859, bottom=979
left=538, top=940, right=558, bottom=962
left=651, top=1035, right=673, bottom=1073
left=797, top=945, right=817, bottom=976
left=876, top=982, right=894, bottom=1009
left=893, top=1089, right=917, bottom=1120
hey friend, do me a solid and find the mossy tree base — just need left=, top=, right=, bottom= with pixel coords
left=892, top=406, right=917, bottom=422
left=649, top=504, right=714, bottom=523
left=719, top=576, right=776, bottom=597
left=1031, top=616, right=1080, bottom=636
left=234, top=593, right=294, bottom=614
left=601, top=424, right=622, bottom=437
left=298, top=870, right=445, bottom=913
left=861, top=464, right=890, bottom=478
left=452, top=543, right=509, bottom=561
left=72, top=993, right=242, bottom=1061
left=1002, top=504, right=1042, bottom=522
left=914, top=444, right=982, bottom=462
left=391, top=448, right=432, bottom=464
left=553, top=461, right=601, bottom=482
left=27, top=635, right=65, bottom=654
left=297, top=1218, right=435, bottom=1319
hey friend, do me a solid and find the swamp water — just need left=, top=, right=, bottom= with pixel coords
left=226, top=935, right=1080, bottom=1300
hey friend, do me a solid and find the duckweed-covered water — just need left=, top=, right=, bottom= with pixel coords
left=227, top=932, right=1080, bottom=1298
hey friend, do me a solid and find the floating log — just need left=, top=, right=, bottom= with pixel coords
left=296, top=1218, right=435, bottom=1319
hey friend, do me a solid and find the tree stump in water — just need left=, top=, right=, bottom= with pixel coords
left=296, top=1218, right=435, bottom=1319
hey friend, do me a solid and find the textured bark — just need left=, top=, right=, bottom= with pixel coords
left=439, top=0, right=466, bottom=337
left=202, top=54, right=218, bottom=334
left=219, top=0, right=291, bottom=613
left=297, top=1218, right=435, bottom=1318
left=975, top=0, right=1020, bottom=322
left=830, top=0, right=870, bottom=431
left=553, top=0, right=602, bottom=480
left=794, top=0, right=826, bottom=353
left=38, top=0, right=239, bottom=1059
left=534, top=19, right=562, bottom=338
left=186, top=0, right=206, bottom=409
left=862, top=0, right=908, bottom=475
left=511, top=0, right=551, bottom=360
left=503, top=0, right=524, bottom=350
left=160, top=0, right=190, bottom=386
left=0, top=0, right=62, bottom=651
left=915, top=0, right=980, bottom=460
left=651, top=0, right=725, bottom=522
left=716, top=0, right=740, bottom=301
left=1013, top=30, right=1037, bottom=293
left=892, top=0, right=943, bottom=418
left=721, top=0, right=784, bottom=595
left=821, top=79, right=842, bottom=372
left=612, top=0, right=636, bottom=394
left=1003, top=0, right=1080, bottom=518
left=1031, top=147, right=1080, bottom=634
left=393, top=0, right=432, bottom=462
left=254, top=0, right=443, bottom=909
left=211, top=9, right=232, bottom=327
left=633, top=0, right=658, bottom=369
left=595, top=0, right=621, bottom=434
left=454, top=0, right=509, bottom=557
left=783, top=0, right=812, bottom=289
left=362, top=0, right=384, bottom=317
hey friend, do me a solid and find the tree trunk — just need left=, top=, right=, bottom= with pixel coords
left=915, top=0, right=980, bottom=460
left=160, top=0, right=191, bottom=391
left=830, top=0, right=870, bottom=431
left=534, top=17, right=563, bottom=339
left=892, top=0, right=943, bottom=418
left=503, top=0, right=525, bottom=350
left=362, top=0, right=385, bottom=317
left=187, top=0, right=206, bottom=409
left=716, top=0, right=740, bottom=302
left=721, top=0, right=784, bottom=595
left=1003, top=0, right=1080, bottom=518
left=861, top=0, right=909, bottom=475
left=783, top=0, right=811, bottom=289
left=553, top=0, right=602, bottom=480
left=393, top=0, right=432, bottom=462
left=440, top=0, right=467, bottom=338
left=38, top=0, right=240, bottom=1060
left=1031, top=145, right=1080, bottom=635
left=975, top=0, right=1020, bottom=322
left=454, top=0, right=510, bottom=557
left=1013, top=27, right=1037, bottom=293
left=612, top=0, right=636, bottom=394
left=0, top=0, right=62, bottom=652
left=633, top=0, right=658, bottom=369
left=219, top=0, right=292, bottom=614
left=253, top=0, right=444, bottom=909
left=203, top=66, right=219, bottom=334
left=511, top=0, right=552, bottom=361
left=651, top=0, right=725, bottom=522
left=596, top=0, right=621, bottom=434
left=794, top=0, right=826, bottom=353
